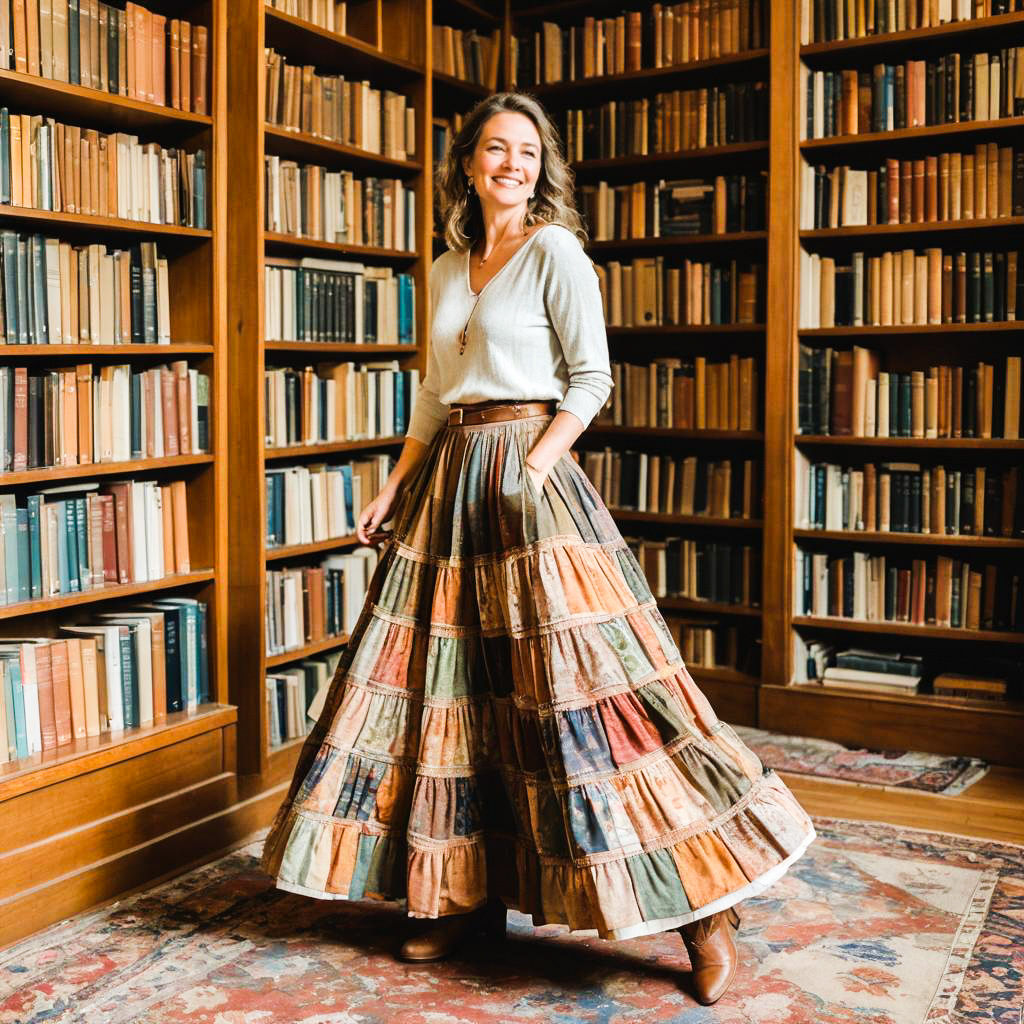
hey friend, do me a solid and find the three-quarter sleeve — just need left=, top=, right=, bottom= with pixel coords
left=404, top=259, right=451, bottom=445
left=541, top=228, right=614, bottom=430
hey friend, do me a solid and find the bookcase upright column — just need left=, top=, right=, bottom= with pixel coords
left=762, top=0, right=801, bottom=694
left=225, top=1, right=268, bottom=776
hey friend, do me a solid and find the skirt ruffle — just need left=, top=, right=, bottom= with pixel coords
left=261, top=413, right=816, bottom=939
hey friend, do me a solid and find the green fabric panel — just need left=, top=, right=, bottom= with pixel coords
left=626, top=847, right=692, bottom=921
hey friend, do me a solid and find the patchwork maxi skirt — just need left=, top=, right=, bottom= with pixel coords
left=260, top=409, right=817, bottom=940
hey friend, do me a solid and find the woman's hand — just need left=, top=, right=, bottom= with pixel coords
left=525, top=461, right=549, bottom=495
left=356, top=482, right=403, bottom=544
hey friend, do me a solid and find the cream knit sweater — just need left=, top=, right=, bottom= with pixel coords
left=404, top=222, right=614, bottom=445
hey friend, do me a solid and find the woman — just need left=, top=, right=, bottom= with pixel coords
left=261, top=91, right=816, bottom=1006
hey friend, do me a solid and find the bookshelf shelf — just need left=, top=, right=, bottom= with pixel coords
left=265, top=536, right=365, bottom=562
left=586, top=426, right=764, bottom=441
left=263, top=124, right=423, bottom=174
left=794, top=529, right=1024, bottom=549
left=657, top=597, right=762, bottom=618
left=264, top=437, right=407, bottom=459
left=800, top=11, right=1024, bottom=61
left=449, top=0, right=503, bottom=25
left=0, top=344, right=215, bottom=357
left=0, top=205, right=212, bottom=239
left=799, top=324, right=1024, bottom=336
left=264, top=8, right=424, bottom=79
left=795, top=435, right=1024, bottom=450
left=432, top=70, right=491, bottom=101
left=589, top=231, right=768, bottom=253
left=800, top=116, right=1024, bottom=153
left=265, top=634, right=350, bottom=669
left=799, top=218, right=1024, bottom=243
left=607, top=325, right=766, bottom=336
left=782, top=681, right=1024, bottom=715
left=264, top=342, right=421, bottom=355
left=688, top=666, right=762, bottom=687
left=528, top=49, right=771, bottom=99
left=263, top=232, right=419, bottom=260
left=0, top=67, right=215, bottom=131
left=613, top=512, right=764, bottom=530
left=793, top=614, right=1024, bottom=644
left=0, top=703, right=237, bottom=800
left=0, top=569, right=215, bottom=621
left=572, top=142, right=770, bottom=173
left=0, top=454, right=214, bottom=487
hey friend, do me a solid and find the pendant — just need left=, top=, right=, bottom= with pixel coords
left=458, top=327, right=468, bottom=355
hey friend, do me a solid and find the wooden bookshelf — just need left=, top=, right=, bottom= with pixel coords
left=0, top=0, right=230, bottom=947
left=768, top=2, right=1024, bottom=761
left=226, top=0, right=430, bottom=779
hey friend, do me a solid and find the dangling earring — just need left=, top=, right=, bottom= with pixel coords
left=466, top=175, right=475, bottom=191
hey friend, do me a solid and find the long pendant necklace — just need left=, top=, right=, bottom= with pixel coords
left=459, top=229, right=526, bottom=355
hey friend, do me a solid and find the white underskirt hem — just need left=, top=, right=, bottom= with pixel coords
left=268, top=824, right=818, bottom=940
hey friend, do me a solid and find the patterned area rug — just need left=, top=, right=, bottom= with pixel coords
left=732, top=726, right=990, bottom=796
left=2, top=820, right=1022, bottom=1024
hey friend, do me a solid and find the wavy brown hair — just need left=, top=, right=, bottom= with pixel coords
left=435, top=91, right=588, bottom=253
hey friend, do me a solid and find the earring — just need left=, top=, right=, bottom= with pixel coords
left=467, top=175, right=475, bottom=191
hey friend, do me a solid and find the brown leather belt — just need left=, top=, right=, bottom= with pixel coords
left=447, top=400, right=557, bottom=426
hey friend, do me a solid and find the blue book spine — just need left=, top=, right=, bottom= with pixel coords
left=56, top=501, right=71, bottom=595
left=341, top=464, right=353, bottom=527
left=0, top=108, right=10, bottom=205
left=163, top=610, right=182, bottom=713
left=26, top=495, right=42, bottom=599
left=184, top=605, right=198, bottom=708
left=119, top=629, right=138, bottom=729
left=5, top=657, right=28, bottom=760
left=64, top=500, right=80, bottom=591
left=68, top=0, right=81, bottom=86
left=75, top=497, right=89, bottom=589
left=265, top=472, right=276, bottom=546
left=15, top=507, right=29, bottom=603
left=395, top=371, right=405, bottom=435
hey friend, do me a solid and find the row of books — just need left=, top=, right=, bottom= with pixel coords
left=0, top=3, right=208, bottom=113
left=0, top=478, right=191, bottom=603
left=264, top=361, right=418, bottom=448
left=267, top=650, right=341, bottom=749
left=794, top=547, right=1023, bottom=630
left=625, top=535, right=761, bottom=606
left=264, top=48, right=416, bottom=161
left=265, top=454, right=393, bottom=549
left=666, top=617, right=761, bottom=678
left=802, top=48, right=1024, bottom=140
left=512, top=2, right=768, bottom=86
left=264, top=157, right=416, bottom=251
left=794, top=636, right=1018, bottom=701
left=579, top=448, right=761, bottom=518
left=595, top=355, right=761, bottom=430
left=800, top=146, right=1024, bottom=229
left=797, top=347, right=1022, bottom=439
left=798, top=247, right=1024, bottom=327
left=0, top=361, right=209, bottom=473
left=0, top=234, right=170, bottom=346
left=265, top=0, right=347, bottom=34
left=264, top=258, right=416, bottom=345
left=431, top=25, right=501, bottom=89
left=595, top=257, right=764, bottom=325
left=563, top=83, right=770, bottom=161
left=0, top=111, right=207, bottom=229
left=266, top=551, right=375, bottom=656
left=0, top=597, right=210, bottom=764
left=801, top=0, right=1023, bottom=45
left=579, top=173, right=767, bottom=240
left=794, top=454, right=1024, bottom=536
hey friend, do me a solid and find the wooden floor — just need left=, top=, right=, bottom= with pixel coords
left=782, top=766, right=1024, bottom=846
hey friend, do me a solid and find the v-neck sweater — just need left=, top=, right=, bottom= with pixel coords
left=404, top=222, right=614, bottom=446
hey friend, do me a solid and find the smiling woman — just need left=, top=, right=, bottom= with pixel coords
left=259, top=91, right=816, bottom=1008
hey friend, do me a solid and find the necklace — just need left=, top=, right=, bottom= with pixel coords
left=460, top=225, right=534, bottom=354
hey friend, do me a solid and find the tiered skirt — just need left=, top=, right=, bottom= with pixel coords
left=260, top=411, right=816, bottom=940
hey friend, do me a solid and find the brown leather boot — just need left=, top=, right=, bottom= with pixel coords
left=678, top=905, right=741, bottom=1005
left=397, top=901, right=507, bottom=963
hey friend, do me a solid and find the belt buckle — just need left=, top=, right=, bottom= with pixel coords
left=450, top=407, right=465, bottom=425
left=512, top=403, right=523, bottom=418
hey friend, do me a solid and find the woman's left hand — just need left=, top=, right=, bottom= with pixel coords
left=525, top=462, right=548, bottom=494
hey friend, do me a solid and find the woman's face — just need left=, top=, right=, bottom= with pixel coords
left=462, top=111, right=542, bottom=215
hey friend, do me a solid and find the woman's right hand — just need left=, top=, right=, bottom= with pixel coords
left=356, top=483, right=403, bottom=545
